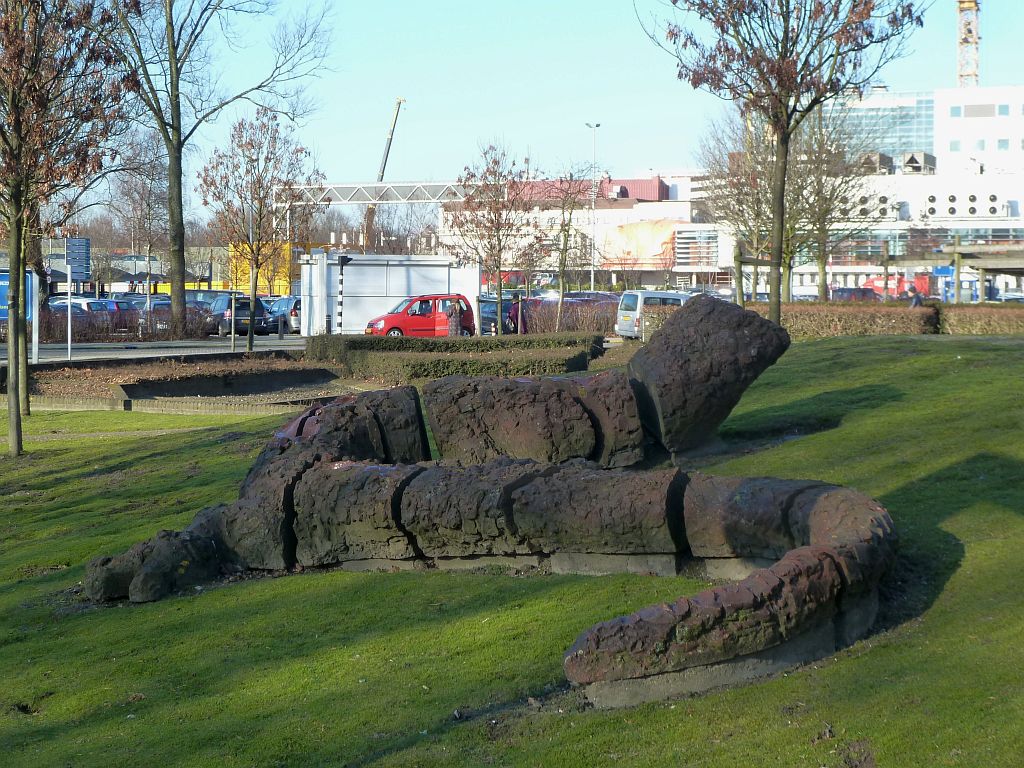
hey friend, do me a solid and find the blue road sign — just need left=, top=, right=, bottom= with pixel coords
left=65, top=237, right=91, bottom=280
left=0, top=271, right=37, bottom=322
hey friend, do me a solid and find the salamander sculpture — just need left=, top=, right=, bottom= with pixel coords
left=85, top=296, right=895, bottom=707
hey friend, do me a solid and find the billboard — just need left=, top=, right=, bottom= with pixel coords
left=0, top=271, right=37, bottom=322
left=599, top=219, right=679, bottom=271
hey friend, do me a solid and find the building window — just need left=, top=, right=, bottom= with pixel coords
left=998, top=139, right=1010, bottom=151
left=998, top=104, right=1010, bottom=116
left=950, top=106, right=962, bottom=117
left=976, top=139, right=986, bottom=151
left=950, top=140, right=961, bottom=151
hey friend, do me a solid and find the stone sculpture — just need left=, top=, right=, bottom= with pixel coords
left=85, top=295, right=897, bottom=706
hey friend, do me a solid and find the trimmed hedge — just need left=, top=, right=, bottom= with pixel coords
left=938, top=304, right=1024, bottom=335
left=343, top=348, right=590, bottom=384
left=641, top=301, right=939, bottom=341
left=745, top=302, right=939, bottom=339
left=306, top=332, right=605, bottom=363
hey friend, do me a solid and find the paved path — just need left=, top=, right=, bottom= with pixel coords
left=1, top=336, right=306, bottom=365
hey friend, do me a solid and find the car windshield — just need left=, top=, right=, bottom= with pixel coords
left=388, top=298, right=413, bottom=314
left=619, top=294, right=639, bottom=312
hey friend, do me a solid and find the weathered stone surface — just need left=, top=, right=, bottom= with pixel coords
left=292, top=460, right=423, bottom=566
left=225, top=446, right=321, bottom=570
left=422, top=376, right=596, bottom=464
left=582, top=620, right=838, bottom=708
left=682, top=473, right=826, bottom=559
left=84, top=539, right=155, bottom=602
left=128, top=529, right=222, bottom=603
left=627, top=295, right=790, bottom=454
left=245, top=393, right=390, bottom=489
left=553, top=369, right=646, bottom=468
left=400, top=458, right=550, bottom=557
left=356, top=386, right=431, bottom=464
left=300, top=395, right=387, bottom=462
left=511, top=463, right=685, bottom=554
left=788, top=485, right=897, bottom=592
left=563, top=546, right=843, bottom=684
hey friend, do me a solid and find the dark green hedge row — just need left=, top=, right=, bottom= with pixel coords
left=343, top=348, right=590, bottom=385
left=306, top=332, right=605, bottom=362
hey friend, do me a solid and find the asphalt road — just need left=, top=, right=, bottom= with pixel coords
left=0, top=335, right=307, bottom=365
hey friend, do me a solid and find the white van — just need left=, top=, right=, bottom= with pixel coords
left=614, top=290, right=693, bottom=339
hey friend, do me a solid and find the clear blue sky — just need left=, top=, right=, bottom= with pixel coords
left=211, top=0, right=1019, bottom=188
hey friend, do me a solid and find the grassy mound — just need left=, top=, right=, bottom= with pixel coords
left=1, top=335, right=1023, bottom=766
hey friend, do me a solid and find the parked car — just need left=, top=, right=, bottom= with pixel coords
left=49, top=297, right=140, bottom=333
left=140, top=299, right=215, bottom=334
left=830, top=287, right=880, bottom=302
left=268, top=296, right=301, bottom=333
left=208, top=294, right=270, bottom=336
left=614, top=290, right=692, bottom=339
left=365, top=293, right=475, bottom=337
left=563, top=290, right=620, bottom=305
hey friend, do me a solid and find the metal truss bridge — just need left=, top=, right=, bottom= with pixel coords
left=277, top=181, right=468, bottom=207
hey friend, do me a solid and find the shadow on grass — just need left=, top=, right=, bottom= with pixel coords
left=875, top=451, right=1023, bottom=631
left=719, top=384, right=904, bottom=441
left=2, top=568, right=597, bottom=766
left=6, top=404, right=1022, bottom=765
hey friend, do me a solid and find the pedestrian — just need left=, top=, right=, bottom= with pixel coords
left=907, top=286, right=923, bottom=308
left=446, top=300, right=462, bottom=336
left=506, top=298, right=528, bottom=334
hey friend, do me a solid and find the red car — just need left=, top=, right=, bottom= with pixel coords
left=365, top=293, right=475, bottom=337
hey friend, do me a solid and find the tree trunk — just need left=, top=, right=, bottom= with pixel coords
left=166, top=139, right=187, bottom=337
left=768, top=126, right=791, bottom=325
left=817, top=229, right=829, bottom=301
left=6, top=187, right=25, bottom=457
left=494, top=262, right=503, bottom=336
left=248, top=257, right=258, bottom=352
left=17, top=287, right=28, bottom=417
left=781, top=259, right=792, bottom=303
left=733, top=244, right=745, bottom=308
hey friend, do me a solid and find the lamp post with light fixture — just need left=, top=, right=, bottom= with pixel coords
left=586, top=122, right=600, bottom=291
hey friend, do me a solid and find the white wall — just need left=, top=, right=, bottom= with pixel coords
left=300, top=252, right=478, bottom=335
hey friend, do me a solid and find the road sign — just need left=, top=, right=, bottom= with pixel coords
left=0, top=271, right=36, bottom=322
left=65, top=237, right=91, bottom=280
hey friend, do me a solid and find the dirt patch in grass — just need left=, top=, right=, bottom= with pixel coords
left=27, top=356, right=339, bottom=399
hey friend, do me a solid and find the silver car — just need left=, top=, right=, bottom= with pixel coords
left=269, top=296, right=301, bottom=333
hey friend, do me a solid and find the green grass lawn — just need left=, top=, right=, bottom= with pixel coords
left=1, top=335, right=1023, bottom=767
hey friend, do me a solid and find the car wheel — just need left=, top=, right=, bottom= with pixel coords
left=460, top=328, right=472, bottom=336
left=386, top=328, right=403, bottom=337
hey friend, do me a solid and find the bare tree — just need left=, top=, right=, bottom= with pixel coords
left=540, top=169, right=591, bottom=330
left=444, top=145, right=542, bottom=335
left=196, top=107, right=322, bottom=350
left=185, top=216, right=221, bottom=287
left=698, top=111, right=778, bottom=299
left=0, top=0, right=132, bottom=456
left=700, top=105, right=887, bottom=302
left=648, top=0, right=924, bottom=323
left=101, top=0, right=330, bottom=335
left=793, top=104, right=887, bottom=300
left=111, top=129, right=169, bottom=305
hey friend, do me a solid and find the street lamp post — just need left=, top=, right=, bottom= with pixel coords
left=585, top=122, right=600, bottom=291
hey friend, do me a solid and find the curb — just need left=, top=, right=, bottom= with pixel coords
left=0, top=394, right=304, bottom=416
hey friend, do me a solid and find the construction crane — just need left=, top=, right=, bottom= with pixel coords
left=362, top=97, right=405, bottom=254
left=958, top=0, right=980, bottom=88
